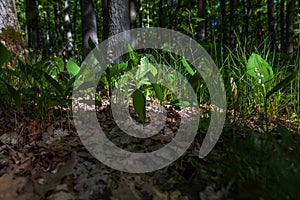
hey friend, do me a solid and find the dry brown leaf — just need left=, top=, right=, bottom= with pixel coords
left=28, top=119, right=43, bottom=142
left=0, top=173, right=27, bottom=199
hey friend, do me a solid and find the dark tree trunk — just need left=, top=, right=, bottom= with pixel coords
left=158, top=0, right=163, bottom=27
left=280, top=0, right=285, bottom=52
left=25, top=0, right=39, bottom=51
left=255, top=0, right=263, bottom=42
left=73, top=1, right=79, bottom=43
left=102, top=0, right=109, bottom=40
left=197, top=0, right=206, bottom=41
left=220, top=0, right=227, bottom=45
left=64, top=0, right=74, bottom=57
left=80, top=0, right=98, bottom=57
left=229, top=0, right=235, bottom=48
left=242, top=0, right=251, bottom=46
left=286, top=0, right=295, bottom=59
left=267, top=0, right=276, bottom=48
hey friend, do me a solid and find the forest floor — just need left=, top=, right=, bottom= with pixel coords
left=0, top=101, right=299, bottom=200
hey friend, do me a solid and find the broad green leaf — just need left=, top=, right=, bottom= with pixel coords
left=53, top=57, right=64, bottom=72
left=266, top=73, right=297, bottom=98
left=132, top=89, right=146, bottom=123
left=152, top=83, right=163, bottom=103
left=148, top=63, right=157, bottom=76
left=246, top=53, right=274, bottom=88
left=109, top=62, right=128, bottom=77
left=66, top=58, right=80, bottom=78
left=42, top=71, right=64, bottom=95
left=182, top=57, right=195, bottom=76
left=0, top=43, right=9, bottom=67
left=137, top=64, right=150, bottom=79
left=0, top=77, right=21, bottom=107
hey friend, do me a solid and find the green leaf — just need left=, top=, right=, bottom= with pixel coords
left=192, top=17, right=205, bottom=22
left=266, top=72, right=297, bottom=98
left=132, top=89, right=146, bottom=123
left=182, top=57, right=195, bottom=76
left=0, top=43, right=9, bottom=67
left=0, top=77, right=21, bottom=107
left=246, top=53, right=274, bottom=88
left=66, top=58, right=80, bottom=78
left=180, top=24, right=193, bottom=35
left=42, top=71, right=64, bottom=95
left=152, top=83, right=163, bottom=103
left=53, top=57, right=64, bottom=72
left=137, top=63, right=150, bottom=79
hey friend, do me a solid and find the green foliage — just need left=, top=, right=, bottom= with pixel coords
left=246, top=53, right=274, bottom=89
left=132, top=89, right=146, bottom=124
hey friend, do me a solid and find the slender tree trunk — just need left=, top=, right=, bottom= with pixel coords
left=255, top=0, right=263, bottom=42
left=286, top=0, right=295, bottom=59
left=102, top=0, right=109, bottom=41
left=158, top=0, right=163, bottom=27
left=280, top=0, right=285, bottom=52
left=220, top=0, right=227, bottom=45
left=73, top=1, right=79, bottom=43
left=43, top=9, right=51, bottom=56
left=197, top=0, right=206, bottom=41
left=64, top=0, right=74, bottom=57
left=80, top=0, right=98, bottom=57
left=242, top=0, right=251, bottom=47
left=130, top=0, right=137, bottom=29
left=54, top=2, right=62, bottom=50
left=229, top=0, right=235, bottom=48
left=25, top=0, right=39, bottom=51
left=267, top=0, right=276, bottom=48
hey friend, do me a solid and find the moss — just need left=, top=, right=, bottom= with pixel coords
left=0, top=25, right=25, bottom=49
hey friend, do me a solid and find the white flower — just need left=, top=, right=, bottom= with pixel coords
left=261, top=84, right=265, bottom=87
left=258, top=79, right=262, bottom=84
left=254, top=68, right=258, bottom=73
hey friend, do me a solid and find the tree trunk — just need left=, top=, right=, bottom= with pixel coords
left=130, top=0, right=137, bottom=29
left=102, top=0, right=109, bottom=40
left=280, top=0, right=285, bottom=52
left=255, top=0, right=263, bottom=43
left=25, top=0, right=39, bottom=52
left=220, top=0, right=227, bottom=45
left=229, top=0, right=235, bottom=48
left=107, top=0, right=130, bottom=63
left=0, top=0, right=25, bottom=57
left=64, top=0, right=74, bottom=57
left=267, top=0, right=276, bottom=48
left=54, top=2, right=62, bottom=50
left=286, top=0, right=294, bottom=59
left=197, top=0, right=206, bottom=41
left=80, top=0, right=98, bottom=57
